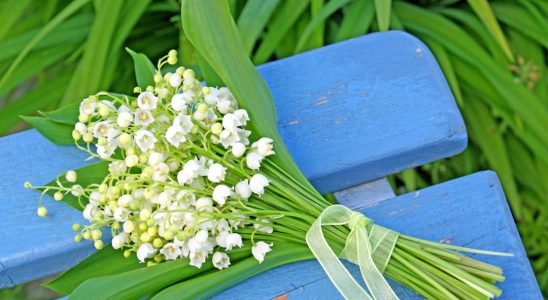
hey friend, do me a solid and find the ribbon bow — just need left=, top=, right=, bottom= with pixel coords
left=306, top=205, right=400, bottom=300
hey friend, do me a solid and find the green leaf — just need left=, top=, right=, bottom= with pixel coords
left=152, top=242, right=312, bottom=300
left=43, top=102, right=80, bottom=125
left=334, top=0, right=374, bottom=42
left=421, top=37, right=463, bottom=106
left=126, top=47, right=156, bottom=89
left=46, top=246, right=142, bottom=295
left=45, top=161, right=110, bottom=211
left=20, top=116, right=74, bottom=144
left=467, top=0, right=514, bottom=62
left=0, top=72, right=70, bottom=135
left=0, top=0, right=90, bottom=90
left=252, top=0, right=311, bottom=64
left=181, top=0, right=316, bottom=194
left=0, top=0, right=33, bottom=40
left=295, top=0, right=353, bottom=53
left=374, top=0, right=391, bottom=32
left=491, top=2, right=548, bottom=48
left=70, top=247, right=252, bottom=300
left=461, top=93, right=522, bottom=219
left=61, top=0, right=125, bottom=104
left=236, top=0, right=280, bottom=56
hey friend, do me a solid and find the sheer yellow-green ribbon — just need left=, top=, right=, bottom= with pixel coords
left=306, top=205, right=400, bottom=300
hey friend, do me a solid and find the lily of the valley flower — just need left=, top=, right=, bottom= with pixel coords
left=252, top=241, right=272, bottom=263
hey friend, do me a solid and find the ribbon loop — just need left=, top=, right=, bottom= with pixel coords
left=306, top=205, right=400, bottom=300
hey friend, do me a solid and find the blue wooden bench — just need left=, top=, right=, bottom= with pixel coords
left=0, top=31, right=541, bottom=299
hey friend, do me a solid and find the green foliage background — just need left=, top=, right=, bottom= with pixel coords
left=0, top=0, right=546, bottom=297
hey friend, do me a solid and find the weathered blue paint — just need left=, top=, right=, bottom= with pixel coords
left=260, top=31, right=467, bottom=193
left=212, top=172, right=542, bottom=299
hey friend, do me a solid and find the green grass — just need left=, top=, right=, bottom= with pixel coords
left=0, top=0, right=546, bottom=297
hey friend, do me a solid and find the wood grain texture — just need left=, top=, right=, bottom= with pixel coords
left=211, top=172, right=542, bottom=299
left=0, top=31, right=468, bottom=289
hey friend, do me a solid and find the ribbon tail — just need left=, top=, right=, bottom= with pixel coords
left=356, top=226, right=399, bottom=300
left=306, top=206, right=372, bottom=300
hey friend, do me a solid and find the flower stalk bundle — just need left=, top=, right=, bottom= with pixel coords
left=24, top=1, right=511, bottom=299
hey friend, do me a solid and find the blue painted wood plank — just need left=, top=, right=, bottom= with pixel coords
left=212, top=171, right=542, bottom=299
left=261, top=31, right=466, bottom=193
left=0, top=31, right=467, bottom=287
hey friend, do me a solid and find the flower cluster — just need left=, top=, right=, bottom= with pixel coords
left=28, top=51, right=276, bottom=268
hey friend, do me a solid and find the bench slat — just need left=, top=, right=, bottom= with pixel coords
left=212, top=172, right=542, bottom=299
left=0, top=31, right=466, bottom=287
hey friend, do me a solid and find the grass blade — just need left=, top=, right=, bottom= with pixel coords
left=374, top=0, right=391, bottom=31
left=237, top=0, right=280, bottom=55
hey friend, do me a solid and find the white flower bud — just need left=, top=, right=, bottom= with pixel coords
left=211, top=123, right=223, bottom=135
left=65, top=170, right=77, bottom=182
left=169, top=73, right=182, bottom=88
left=140, top=209, right=151, bottom=221
left=212, top=185, right=231, bottom=206
left=235, top=180, right=252, bottom=199
left=53, top=191, right=64, bottom=201
left=231, top=143, right=246, bottom=157
left=254, top=137, right=275, bottom=156
left=195, top=197, right=213, bottom=211
left=117, top=111, right=132, bottom=128
left=212, top=252, right=230, bottom=270
left=111, top=233, right=128, bottom=249
left=252, top=241, right=272, bottom=263
left=137, top=92, right=158, bottom=110
left=207, top=163, right=226, bottom=183
left=114, top=207, right=129, bottom=222
left=37, top=206, right=47, bottom=217
left=246, top=152, right=263, bottom=170
left=148, top=151, right=164, bottom=167
left=249, top=174, right=269, bottom=195
left=123, top=220, right=135, bottom=233
left=225, top=233, right=243, bottom=250
left=160, top=243, right=181, bottom=260
left=125, top=154, right=139, bottom=167
left=118, top=133, right=132, bottom=146
left=137, top=243, right=157, bottom=262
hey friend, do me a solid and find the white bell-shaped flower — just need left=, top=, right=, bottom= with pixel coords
left=137, top=243, right=157, bottom=262
left=111, top=233, right=128, bottom=249
left=249, top=174, right=269, bottom=195
left=246, top=152, right=263, bottom=170
left=225, top=233, right=243, bottom=250
left=160, top=243, right=181, bottom=260
left=137, top=92, right=158, bottom=110
left=207, top=163, right=226, bottom=183
left=252, top=241, right=272, bottom=263
left=135, top=129, right=157, bottom=151
left=212, top=252, right=231, bottom=270
left=212, top=185, right=231, bottom=206
left=235, top=180, right=252, bottom=200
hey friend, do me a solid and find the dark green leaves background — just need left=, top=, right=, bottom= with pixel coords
left=0, top=0, right=546, bottom=296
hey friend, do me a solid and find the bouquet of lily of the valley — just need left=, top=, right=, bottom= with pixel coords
left=25, top=1, right=511, bottom=299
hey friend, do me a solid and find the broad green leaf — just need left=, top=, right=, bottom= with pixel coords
left=0, top=14, right=92, bottom=62
left=98, top=0, right=152, bottom=89
left=45, top=161, right=110, bottom=211
left=126, top=47, right=156, bottom=89
left=374, top=0, right=391, bottom=32
left=467, top=0, right=514, bottom=62
left=461, top=94, right=522, bottom=219
left=0, top=72, right=70, bottom=135
left=252, top=0, right=311, bottom=64
left=394, top=2, right=548, bottom=150
left=0, top=0, right=33, bottom=40
left=334, top=0, right=374, bottom=42
left=421, top=37, right=463, bottom=106
left=152, top=242, right=312, bottom=300
left=435, top=8, right=508, bottom=65
left=61, top=0, right=124, bottom=104
left=20, top=116, right=74, bottom=145
left=237, top=0, right=280, bottom=55
left=71, top=247, right=251, bottom=300
left=491, top=2, right=548, bottom=49
left=43, top=102, right=80, bottom=125
left=0, top=44, right=76, bottom=96
left=295, top=0, right=353, bottom=53
left=181, top=0, right=320, bottom=201
left=0, top=0, right=90, bottom=90
left=506, top=134, right=544, bottom=200
left=46, top=246, right=142, bottom=295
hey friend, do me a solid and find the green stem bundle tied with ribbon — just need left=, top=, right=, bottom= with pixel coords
left=24, top=1, right=512, bottom=299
